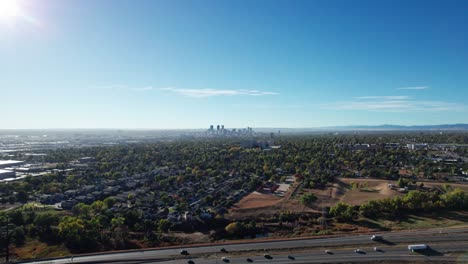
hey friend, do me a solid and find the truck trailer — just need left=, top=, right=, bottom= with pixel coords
left=408, top=244, right=428, bottom=251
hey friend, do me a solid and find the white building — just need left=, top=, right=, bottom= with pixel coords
left=0, top=169, right=15, bottom=180
left=0, top=160, right=25, bottom=169
left=407, top=144, right=428, bottom=150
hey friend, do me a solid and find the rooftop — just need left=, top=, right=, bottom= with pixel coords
left=0, top=160, right=25, bottom=166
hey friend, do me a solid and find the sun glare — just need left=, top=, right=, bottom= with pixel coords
left=0, top=0, right=20, bottom=20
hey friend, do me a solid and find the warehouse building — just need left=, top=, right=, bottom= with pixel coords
left=0, top=169, right=15, bottom=180
left=0, top=160, right=25, bottom=169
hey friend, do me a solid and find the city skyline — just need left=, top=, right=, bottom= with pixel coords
left=2, top=0, right=468, bottom=129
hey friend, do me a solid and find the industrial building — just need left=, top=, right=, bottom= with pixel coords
left=0, top=169, right=15, bottom=180
left=0, top=160, right=25, bottom=169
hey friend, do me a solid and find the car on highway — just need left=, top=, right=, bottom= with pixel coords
left=374, top=247, right=379, bottom=251
left=287, top=255, right=295, bottom=260
left=246, top=258, right=253, bottom=262
left=187, top=260, right=195, bottom=264
left=221, top=256, right=230, bottom=262
left=264, top=253, right=273, bottom=259
left=371, top=235, right=383, bottom=241
left=221, top=248, right=228, bottom=253
left=180, top=250, right=189, bottom=255
left=354, top=249, right=365, bottom=254
left=324, top=250, right=333, bottom=254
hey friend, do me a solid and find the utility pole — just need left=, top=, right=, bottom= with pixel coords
left=6, top=216, right=9, bottom=263
left=2, top=215, right=11, bottom=263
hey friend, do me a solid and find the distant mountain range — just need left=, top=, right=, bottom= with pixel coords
left=256, top=124, right=468, bottom=133
left=325, top=124, right=468, bottom=131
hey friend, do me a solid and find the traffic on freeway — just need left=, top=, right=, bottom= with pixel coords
left=18, top=227, right=468, bottom=264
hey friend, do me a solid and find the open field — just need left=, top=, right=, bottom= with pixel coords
left=303, top=177, right=468, bottom=207
left=339, top=177, right=468, bottom=192
left=369, top=210, right=468, bottom=231
left=228, top=180, right=319, bottom=219
left=339, top=178, right=402, bottom=205
left=297, top=178, right=402, bottom=208
left=230, top=191, right=282, bottom=209
left=231, top=177, right=468, bottom=220
left=11, top=239, right=70, bottom=260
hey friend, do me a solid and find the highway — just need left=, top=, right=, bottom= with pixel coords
left=18, top=227, right=468, bottom=264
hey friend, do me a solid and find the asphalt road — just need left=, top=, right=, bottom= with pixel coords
left=165, top=242, right=468, bottom=264
left=19, top=227, right=468, bottom=264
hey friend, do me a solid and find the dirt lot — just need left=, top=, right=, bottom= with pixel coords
left=298, top=178, right=402, bottom=207
left=228, top=181, right=319, bottom=219
left=339, top=178, right=401, bottom=205
left=229, top=177, right=468, bottom=219
left=332, top=178, right=468, bottom=206
left=231, top=191, right=282, bottom=209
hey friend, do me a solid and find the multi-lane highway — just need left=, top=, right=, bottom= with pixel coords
left=18, top=227, right=468, bottom=264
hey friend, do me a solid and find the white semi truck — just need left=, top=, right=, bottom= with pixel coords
left=408, top=244, right=428, bottom=251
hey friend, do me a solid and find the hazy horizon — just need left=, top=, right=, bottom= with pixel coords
left=1, top=123, right=468, bottom=131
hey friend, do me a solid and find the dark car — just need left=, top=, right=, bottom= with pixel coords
left=354, top=249, right=365, bottom=254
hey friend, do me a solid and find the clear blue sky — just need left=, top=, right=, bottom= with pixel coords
left=2, top=0, right=467, bottom=129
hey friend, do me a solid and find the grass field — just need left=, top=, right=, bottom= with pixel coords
left=12, top=239, right=70, bottom=260
left=372, top=211, right=468, bottom=231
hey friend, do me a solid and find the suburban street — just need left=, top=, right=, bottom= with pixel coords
left=18, top=227, right=468, bottom=264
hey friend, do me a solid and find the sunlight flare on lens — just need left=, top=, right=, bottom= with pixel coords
left=0, top=0, right=20, bottom=20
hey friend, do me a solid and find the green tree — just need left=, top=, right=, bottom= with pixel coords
left=34, top=213, right=59, bottom=236
left=9, top=211, right=24, bottom=226
left=329, top=202, right=355, bottom=222
left=359, top=200, right=380, bottom=218
left=58, top=216, right=97, bottom=250
left=300, top=193, right=318, bottom=207
left=111, top=216, right=125, bottom=229
left=397, top=178, right=408, bottom=188
left=59, top=216, right=85, bottom=248
left=16, top=190, right=28, bottom=204
left=442, top=189, right=468, bottom=209
left=103, top=197, right=116, bottom=209
left=225, top=222, right=244, bottom=235
left=402, top=191, right=432, bottom=210
left=12, top=226, right=26, bottom=246
left=157, top=219, right=171, bottom=233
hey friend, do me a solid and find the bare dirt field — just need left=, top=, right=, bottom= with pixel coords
left=298, top=178, right=401, bottom=207
left=228, top=181, right=320, bottom=219
left=231, top=191, right=282, bottom=209
left=339, top=178, right=401, bottom=205
left=229, top=177, right=468, bottom=219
